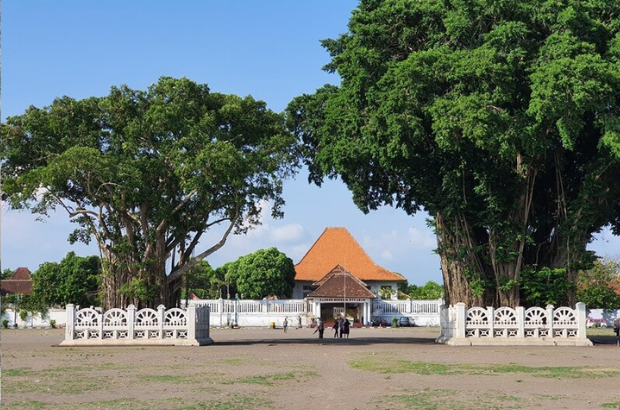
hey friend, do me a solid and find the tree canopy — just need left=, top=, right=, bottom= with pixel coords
left=224, top=247, right=296, bottom=299
left=287, top=0, right=620, bottom=307
left=1, top=77, right=299, bottom=308
left=576, top=258, right=620, bottom=309
left=31, top=252, right=101, bottom=308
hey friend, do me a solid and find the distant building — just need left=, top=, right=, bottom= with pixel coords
left=293, top=227, right=405, bottom=324
left=0, top=267, right=33, bottom=296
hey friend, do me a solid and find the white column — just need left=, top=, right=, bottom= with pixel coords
left=576, top=302, right=587, bottom=339
left=455, top=303, right=467, bottom=338
left=65, top=304, right=75, bottom=342
left=546, top=305, right=555, bottom=337
left=187, top=304, right=196, bottom=341
left=127, top=305, right=136, bottom=340
left=516, top=306, right=525, bottom=338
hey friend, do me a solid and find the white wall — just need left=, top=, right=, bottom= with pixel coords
left=2, top=308, right=67, bottom=329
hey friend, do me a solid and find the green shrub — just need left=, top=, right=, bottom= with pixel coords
left=50, top=319, right=57, bottom=329
left=2, top=319, right=9, bottom=329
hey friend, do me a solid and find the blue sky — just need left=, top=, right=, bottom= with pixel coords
left=2, top=1, right=618, bottom=286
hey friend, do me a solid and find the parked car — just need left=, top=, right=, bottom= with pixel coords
left=398, top=317, right=412, bottom=327
left=371, top=316, right=390, bottom=327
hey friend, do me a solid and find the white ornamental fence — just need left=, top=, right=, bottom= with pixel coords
left=189, top=298, right=443, bottom=327
left=437, top=302, right=592, bottom=346
left=60, top=304, right=213, bottom=346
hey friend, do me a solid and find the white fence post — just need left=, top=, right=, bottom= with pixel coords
left=65, top=304, right=75, bottom=341
left=546, top=305, right=554, bottom=337
left=187, top=304, right=196, bottom=341
left=127, top=305, right=136, bottom=340
left=487, top=307, right=495, bottom=337
left=576, top=302, right=587, bottom=339
left=517, top=306, right=525, bottom=338
left=455, top=303, right=467, bottom=338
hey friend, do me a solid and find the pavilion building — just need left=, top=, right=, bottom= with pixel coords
left=292, top=227, right=405, bottom=324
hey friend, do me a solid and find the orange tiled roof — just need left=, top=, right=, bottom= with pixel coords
left=295, top=227, right=404, bottom=282
left=308, top=265, right=376, bottom=298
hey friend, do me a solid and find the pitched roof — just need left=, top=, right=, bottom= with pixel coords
left=0, top=267, right=33, bottom=296
left=308, top=265, right=376, bottom=299
left=295, top=227, right=405, bottom=282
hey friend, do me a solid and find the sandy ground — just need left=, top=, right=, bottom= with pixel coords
left=2, top=326, right=620, bottom=410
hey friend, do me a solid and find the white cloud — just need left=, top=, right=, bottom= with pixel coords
left=380, top=250, right=393, bottom=260
left=407, top=226, right=437, bottom=249
left=270, top=224, right=305, bottom=243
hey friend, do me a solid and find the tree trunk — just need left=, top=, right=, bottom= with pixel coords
left=435, top=212, right=486, bottom=308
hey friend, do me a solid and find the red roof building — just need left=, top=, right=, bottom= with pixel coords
left=294, top=227, right=404, bottom=324
left=0, top=267, right=33, bottom=296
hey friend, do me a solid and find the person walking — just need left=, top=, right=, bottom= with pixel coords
left=333, top=318, right=340, bottom=338
left=313, top=318, right=325, bottom=339
left=342, top=318, right=350, bottom=339
left=613, top=317, right=620, bottom=337
left=339, top=317, right=345, bottom=338
left=283, top=317, right=288, bottom=333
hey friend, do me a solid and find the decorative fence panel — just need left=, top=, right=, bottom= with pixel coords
left=60, top=304, right=213, bottom=346
left=437, top=303, right=592, bottom=346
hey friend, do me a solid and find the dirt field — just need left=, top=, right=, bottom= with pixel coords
left=2, top=326, right=620, bottom=410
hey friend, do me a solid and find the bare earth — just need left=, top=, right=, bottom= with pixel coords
left=2, top=326, right=620, bottom=410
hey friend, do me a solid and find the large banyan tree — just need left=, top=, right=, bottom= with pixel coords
left=286, top=0, right=620, bottom=307
left=2, top=77, right=299, bottom=309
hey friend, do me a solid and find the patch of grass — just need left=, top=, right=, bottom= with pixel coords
left=601, top=402, right=620, bottom=409
left=1, top=396, right=274, bottom=410
left=1, top=401, right=46, bottom=410
left=2, top=366, right=110, bottom=395
left=350, top=356, right=620, bottom=379
left=224, top=370, right=317, bottom=386
left=3, top=368, right=31, bottom=376
left=137, top=374, right=202, bottom=384
left=377, top=389, right=517, bottom=410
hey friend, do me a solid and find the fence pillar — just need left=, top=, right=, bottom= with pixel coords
left=487, top=307, right=495, bottom=337
left=516, top=306, right=525, bottom=337
left=455, top=303, right=467, bottom=338
left=546, top=305, right=555, bottom=337
left=65, top=304, right=75, bottom=342
left=187, top=304, right=196, bottom=341
left=575, top=302, right=587, bottom=339
left=98, top=309, right=104, bottom=339
left=127, top=305, right=136, bottom=340
left=157, top=305, right=166, bottom=339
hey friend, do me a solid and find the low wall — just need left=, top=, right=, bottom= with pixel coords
left=2, top=308, right=66, bottom=329
left=437, top=302, right=592, bottom=346
left=59, top=304, right=213, bottom=346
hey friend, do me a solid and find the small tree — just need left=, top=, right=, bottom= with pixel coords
left=226, top=248, right=296, bottom=299
left=576, top=258, right=620, bottom=309
left=31, top=252, right=100, bottom=308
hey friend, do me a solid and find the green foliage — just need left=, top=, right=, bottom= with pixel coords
left=17, top=294, right=49, bottom=323
left=405, top=281, right=444, bottom=300
left=576, top=258, right=620, bottom=309
left=286, top=0, right=620, bottom=307
left=31, top=252, right=100, bottom=308
left=1, top=268, right=14, bottom=280
left=181, top=261, right=223, bottom=300
left=225, top=248, right=296, bottom=299
left=2, top=319, right=9, bottom=329
left=520, top=267, right=575, bottom=307
left=1, top=76, right=300, bottom=308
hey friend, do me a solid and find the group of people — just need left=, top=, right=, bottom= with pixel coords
left=310, top=316, right=351, bottom=339
left=332, top=317, right=350, bottom=338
